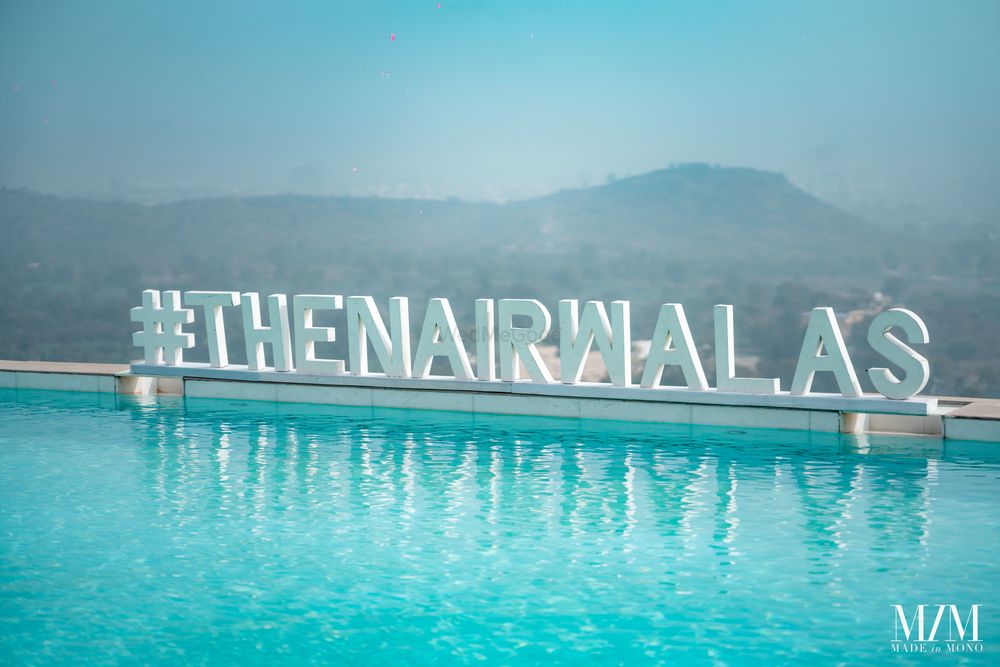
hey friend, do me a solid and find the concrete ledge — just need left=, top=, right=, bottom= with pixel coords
left=134, top=364, right=1000, bottom=439
left=867, top=413, right=945, bottom=437
left=2, top=359, right=996, bottom=441
left=182, top=378, right=846, bottom=431
left=938, top=398, right=1000, bottom=443
left=0, top=362, right=122, bottom=394
left=945, top=417, right=1000, bottom=443
left=0, top=360, right=130, bottom=375
left=0, top=360, right=187, bottom=395
left=131, top=362, right=937, bottom=415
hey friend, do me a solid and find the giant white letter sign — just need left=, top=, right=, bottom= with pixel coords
left=129, top=290, right=935, bottom=406
left=497, top=299, right=554, bottom=383
left=241, top=292, right=294, bottom=372
left=184, top=291, right=239, bottom=368
left=641, top=303, right=708, bottom=390
left=714, top=305, right=779, bottom=394
left=559, top=300, right=631, bottom=386
left=412, top=297, right=474, bottom=380
left=131, top=289, right=194, bottom=365
left=346, top=296, right=411, bottom=378
left=791, top=307, right=862, bottom=397
left=292, top=294, right=346, bottom=375
left=867, top=308, right=930, bottom=399
left=475, top=298, right=496, bottom=381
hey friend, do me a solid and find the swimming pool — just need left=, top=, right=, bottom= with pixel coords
left=1, top=388, right=996, bottom=664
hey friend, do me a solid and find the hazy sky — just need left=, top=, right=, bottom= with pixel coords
left=1, top=1, right=998, bottom=221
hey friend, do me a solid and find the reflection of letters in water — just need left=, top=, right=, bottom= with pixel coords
left=131, top=400, right=956, bottom=574
left=131, top=289, right=931, bottom=400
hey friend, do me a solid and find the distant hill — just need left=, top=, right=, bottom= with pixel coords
left=1, top=164, right=884, bottom=300
left=532, top=164, right=866, bottom=236
left=511, top=164, right=875, bottom=278
left=2, top=164, right=998, bottom=396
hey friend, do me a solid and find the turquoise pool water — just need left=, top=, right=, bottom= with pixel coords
left=0, top=388, right=997, bottom=665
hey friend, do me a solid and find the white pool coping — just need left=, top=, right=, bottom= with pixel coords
left=2, top=360, right=998, bottom=442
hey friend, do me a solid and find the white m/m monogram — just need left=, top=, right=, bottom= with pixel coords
left=893, top=604, right=982, bottom=645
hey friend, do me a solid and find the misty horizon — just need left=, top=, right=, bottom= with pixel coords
left=0, top=162, right=822, bottom=204
left=3, top=1, right=999, bottom=225
left=0, top=161, right=986, bottom=232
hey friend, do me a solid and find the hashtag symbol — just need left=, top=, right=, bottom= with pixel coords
left=131, top=289, right=195, bottom=365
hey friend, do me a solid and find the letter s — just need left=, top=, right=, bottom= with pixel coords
left=867, top=308, right=929, bottom=399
